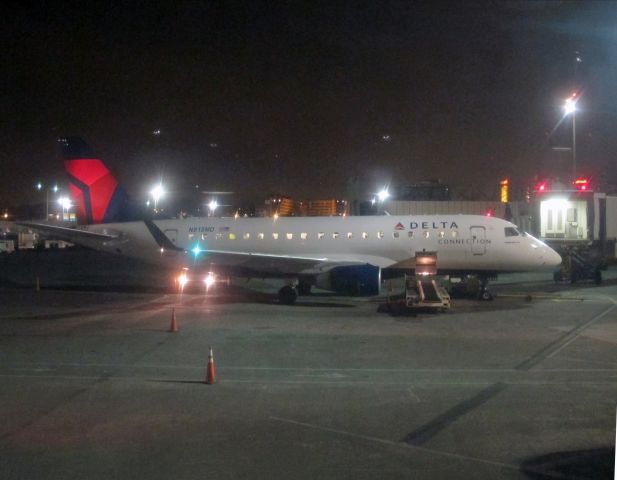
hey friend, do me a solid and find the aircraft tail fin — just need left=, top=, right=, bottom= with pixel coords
left=59, top=137, right=132, bottom=224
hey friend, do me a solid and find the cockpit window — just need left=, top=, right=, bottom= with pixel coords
left=504, top=227, right=519, bottom=237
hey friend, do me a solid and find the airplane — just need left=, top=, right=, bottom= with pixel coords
left=20, top=137, right=562, bottom=304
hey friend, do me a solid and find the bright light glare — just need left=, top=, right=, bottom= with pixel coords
left=178, top=273, right=188, bottom=288
left=564, top=98, right=576, bottom=115
left=192, top=245, right=201, bottom=255
left=57, top=196, right=71, bottom=209
left=208, top=200, right=218, bottom=211
left=377, top=189, right=390, bottom=202
left=151, top=184, right=165, bottom=202
left=542, top=198, right=570, bottom=210
left=204, top=272, right=216, bottom=290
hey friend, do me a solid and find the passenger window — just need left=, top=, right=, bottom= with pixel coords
left=201, top=233, right=208, bottom=240
left=393, top=232, right=399, bottom=238
left=272, top=233, right=279, bottom=240
left=258, top=233, right=264, bottom=240
left=318, top=232, right=325, bottom=239
left=362, top=232, right=369, bottom=239
left=439, top=231, right=445, bottom=238
left=377, top=231, right=384, bottom=239
left=229, top=233, right=236, bottom=240
left=452, top=230, right=458, bottom=238
left=188, top=234, right=195, bottom=241
left=300, top=232, right=308, bottom=240
left=286, top=233, right=293, bottom=240
left=408, top=231, right=414, bottom=238
left=423, top=231, right=430, bottom=238
left=332, top=232, right=339, bottom=239
left=347, top=232, right=353, bottom=239
left=243, top=233, right=250, bottom=240
left=216, top=233, right=223, bottom=240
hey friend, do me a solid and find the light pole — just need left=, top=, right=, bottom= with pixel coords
left=564, top=94, right=578, bottom=179
left=36, top=182, right=59, bottom=219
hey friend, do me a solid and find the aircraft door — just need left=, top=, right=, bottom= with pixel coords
left=164, top=229, right=178, bottom=245
left=470, top=226, right=486, bottom=255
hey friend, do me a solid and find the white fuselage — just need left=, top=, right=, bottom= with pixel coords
left=84, top=215, right=562, bottom=275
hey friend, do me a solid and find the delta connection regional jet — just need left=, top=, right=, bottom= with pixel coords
left=21, top=137, right=562, bottom=304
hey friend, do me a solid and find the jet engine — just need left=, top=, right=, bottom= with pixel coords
left=315, top=264, right=381, bottom=296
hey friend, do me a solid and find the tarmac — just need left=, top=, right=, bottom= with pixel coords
left=0, top=251, right=616, bottom=479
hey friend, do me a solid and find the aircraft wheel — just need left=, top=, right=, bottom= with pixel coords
left=479, top=289, right=493, bottom=301
left=278, top=285, right=298, bottom=305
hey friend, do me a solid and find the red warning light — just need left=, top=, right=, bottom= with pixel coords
left=535, top=182, right=548, bottom=193
left=485, top=209, right=493, bottom=217
left=573, top=178, right=589, bottom=191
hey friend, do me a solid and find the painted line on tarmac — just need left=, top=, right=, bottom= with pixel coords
left=0, top=364, right=617, bottom=376
left=3, top=363, right=617, bottom=374
left=403, top=382, right=507, bottom=445
left=390, top=302, right=617, bottom=454
left=496, top=293, right=583, bottom=301
left=1, top=372, right=615, bottom=388
left=1, top=362, right=528, bottom=374
left=515, top=303, right=617, bottom=371
left=269, top=415, right=524, bottom=475
left=554, top=355, right=617, bottom=368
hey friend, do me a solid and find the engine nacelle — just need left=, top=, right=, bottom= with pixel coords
left=315, top=264, right=381, bottom=296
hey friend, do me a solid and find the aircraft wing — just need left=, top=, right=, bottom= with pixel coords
left=195, top=248, right=365, bottom=276
left=16, top=222, right=119, bottom=243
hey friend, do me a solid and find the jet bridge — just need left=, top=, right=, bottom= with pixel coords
left=532, top=188, right=615, bottom=284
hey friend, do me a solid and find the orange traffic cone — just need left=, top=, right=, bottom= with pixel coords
left=205, top=346, right=216, bottom=384
left=169, top=308, right=178, bottom=333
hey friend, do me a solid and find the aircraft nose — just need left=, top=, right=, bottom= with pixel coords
left=543, top=246, right=562, bottom=267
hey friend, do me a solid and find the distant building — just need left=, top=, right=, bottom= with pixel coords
left=346, top=176, right=452, bottom=215
left=303, top=199, right=347, bottom=216
left=265, top=196, right=347, bottom=216
left=265, top=195, right=295, bottom=216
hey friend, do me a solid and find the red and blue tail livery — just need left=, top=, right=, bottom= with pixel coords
left=59, top=137, right=131, bottom=224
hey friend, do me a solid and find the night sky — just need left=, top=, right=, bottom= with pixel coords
left=3, top=1, right=617, bottom=210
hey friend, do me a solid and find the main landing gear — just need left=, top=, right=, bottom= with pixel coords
left=278, top=279, right=312, bottom=304
left=297, top=281, right=312, bottom=296
left=278, top=285, right=298, bottom=305
left=449, top=275, right=494, bottom=301
left=478, top=276, right=493, bottom=301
